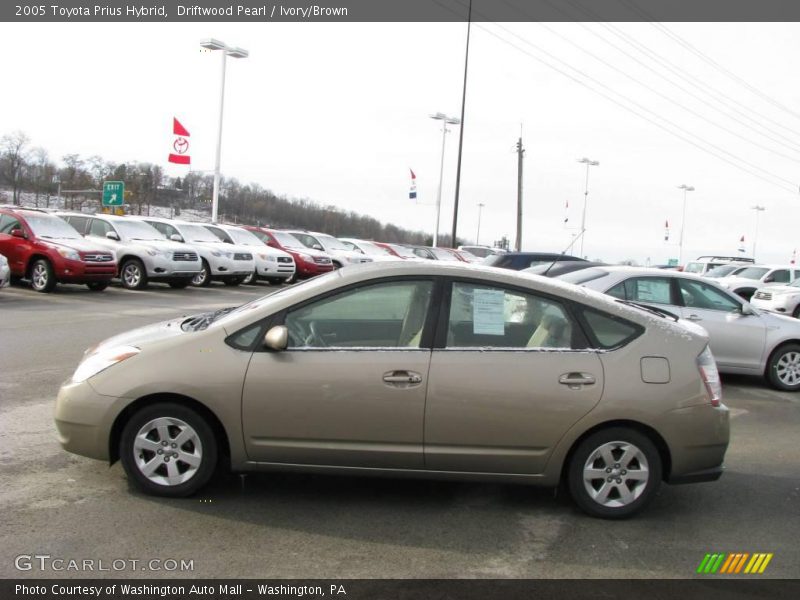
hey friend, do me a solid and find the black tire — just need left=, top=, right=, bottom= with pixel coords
left=266, top=277, right=284, bottom=286
left=29, top=258, right=57, bottom=293
left=792, top=305, right=800, bottom=319
left=332, top=261, right=342, bottom=270
left=223, top=277, right=243, bottom=287
left=241, top=271, right=257, bottom=285
left=766, top=343, right=800, bottom=391
left=168, top=279, right=191, bottom=289
left=191, top=259, right=211, bottom=287
left=284, top=271, right=298, bottom=284
left=86, top=281, right=109, bottom=292
left=119, top=403, right=218, bottom=497
left=120, top=258, right=148, bottom=290
left=567, top=427, right=662, bottom=519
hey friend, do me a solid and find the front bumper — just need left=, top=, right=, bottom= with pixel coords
left=750, top=297, right=796, bottom=314
left=55, top=379, right=129, bottom=462
left=296, top=260, right=334, bottom=277
left=145, top=255, right=202, bottom=278
left=0, top=264, right=11, bottom=287
left=57, top=259, right=117, bottom=282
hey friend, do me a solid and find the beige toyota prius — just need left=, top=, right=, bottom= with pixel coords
left=55, top=262, right=729, bottom=518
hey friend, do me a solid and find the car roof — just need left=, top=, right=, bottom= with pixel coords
left=579, top=265, right=710, bottom=281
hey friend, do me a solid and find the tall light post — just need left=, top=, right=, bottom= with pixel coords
left=678, top=184, right=695, bottom=265
left=476, top=202, right=485, bottom=245
left=200, top=38, right=249, bottom=223
left=577, top=157, right=599, bottom=258
left=751, top=205, right=765, bottom=260
left=430, top=112, right=460, bottom=247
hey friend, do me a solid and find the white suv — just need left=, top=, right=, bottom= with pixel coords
left=287, top=231, right=372, bottom=268
left=57, top=212, right=201, bottom=290
left=717, top=264, right=800, bottom=301
left=204, top=223, right=296, bottom=285
left=138, top=217, right=256, bottom=287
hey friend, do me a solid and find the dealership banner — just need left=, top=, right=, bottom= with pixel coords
left=3, top=579, right=800, bottom=600
left=6, top=0, right=800, bottom=22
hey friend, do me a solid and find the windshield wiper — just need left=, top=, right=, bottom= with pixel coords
left=181, top=307, right=236, bottom=331
left=616, top=299, right=679, bottom=321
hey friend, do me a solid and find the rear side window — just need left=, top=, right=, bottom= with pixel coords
left=578, top=307, right=643, bottom=350
left=608, top=277, right=673, bottom=306
left=66, top=216, right=90, bottom=234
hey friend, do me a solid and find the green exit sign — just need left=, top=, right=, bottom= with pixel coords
left=102, top=181, right=125, bottom=206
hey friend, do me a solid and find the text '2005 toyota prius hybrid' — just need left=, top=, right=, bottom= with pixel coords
left=55, top=262, right=729, bottom=518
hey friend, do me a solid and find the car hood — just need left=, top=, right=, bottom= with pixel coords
left=190, top=241, right=253, bottom=254
left=245, top=244, right=292, bottom=259
left=757, top=285, right=800, bottom=295
left=93, top=316, right=190, bottom=353
left=757, top=309, right=800, bottom=328
left=140, top=239, right=193, bottom=253
left=41, top=238, right=114, bottom=254
left=718, top=276, right=762, bottom=288
left=285, top=246, right=328, bottom=259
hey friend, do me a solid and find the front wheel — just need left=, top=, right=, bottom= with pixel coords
left=767, top=343, right=800, bottom=391
left=284, top=271, right=298, bottom=284
left=191, top=259, right=211, bottom=287
left=567, top=427, right=661, bottom=519
left=120, top=258, right=148, bottom=290
left=241, top=271, right=257, bottom=285
left=30, top=258, right=57, bottom=293
left=119, top=403, right=217, bottom=497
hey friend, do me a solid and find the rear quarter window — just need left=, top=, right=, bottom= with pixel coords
left=577, top=306, right=643, bottom=350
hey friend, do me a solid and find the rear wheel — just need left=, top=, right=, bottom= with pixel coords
left=30, top=259, right=57, bottom=293
left=767, top=343, right=800, bottom=391
left=568, top=427, right=662, bottom=519
left=119, top=403, right=217, bottom=497
left=191, top=259, right=211, bottom=287
left=86, top=281, right=109, bottom=292
left=120, top=258, right=148, bottom=290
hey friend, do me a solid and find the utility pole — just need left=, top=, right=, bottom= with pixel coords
left=751, top=205, right=765, bottom=260
left=476, top=202, right=485, bottom=245
left=515, top=137, right=524, bottom=251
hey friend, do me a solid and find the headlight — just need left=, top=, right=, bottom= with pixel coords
left=145, top=248, right=161, bottom=257
left=71, top=345, right=140, bottom=383
left=210, top=250, right=232, bottom=258
left=259, top=254, right=276, bottom=262
left=57, top=248, right=80, bottom=261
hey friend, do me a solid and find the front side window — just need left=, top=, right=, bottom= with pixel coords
left=607, top=277, right=673, bottom=306
left=770, top=269, right=791, bottom=284
left=678, top=279, right=740, bottom=312
left=284, top=280, right=434, bottom=349
left=446, top=282, right=575, bottom=349
left=0, top=215, right=22, bottom=235
left=89, top=219, right=113, bottom=238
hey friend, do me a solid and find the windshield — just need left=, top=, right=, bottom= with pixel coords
left=113, top=220, right=164, bottom=241
left=388, top=244, right=417, bottom=258
left=683, top=262, right=705, bottom=274
left=24, top=214, right=82, bottom=239
left=226, top=227, right=263, bottom=246
left=272, top=231, right=305, bottom=248
left=291, top=232, right=325, bottom=249
left=559, top=267, right=611, bottom=285
left=180, top=224, right=224, bottom=243
left=733, top=267, right=769, bottom=280
left=706, top=265, right=741, bottom=278
left=352, top=240, right=393, bottom=256
left=315, top=233, right=351, bottom=251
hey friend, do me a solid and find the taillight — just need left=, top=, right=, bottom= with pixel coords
left=697, top=346, right=722, bottom=407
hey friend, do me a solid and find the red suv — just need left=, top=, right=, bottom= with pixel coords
left=0, top=208, right=117, bottom=292
left=242, top=226, right=334, bottom=282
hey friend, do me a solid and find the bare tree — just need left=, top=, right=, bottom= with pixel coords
left=0, top=131, right=31, bottom=205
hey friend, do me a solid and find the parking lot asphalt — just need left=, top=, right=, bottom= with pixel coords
left=0, top=281, right=798, bottom=579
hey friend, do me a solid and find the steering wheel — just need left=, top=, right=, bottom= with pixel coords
left=307, top=321, right=329, bottom=347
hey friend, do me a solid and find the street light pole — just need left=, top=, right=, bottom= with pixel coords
left=430, top=112, right=460, bottom=247
left=476, top=202, right=485, bottom=245
left=577, top=157, right=599, bottom=258
left=200, top=38, right=249, bottom=224
left=751, top=205, right=765, bottom=260
left=678, top=184, right=695, bottom=265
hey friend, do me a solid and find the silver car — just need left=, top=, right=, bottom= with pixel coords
left=0, top=252, right=9, bottom=288
left=562, top=266, right=800, bottom=391
left=55, top=262, right=729, bottom=518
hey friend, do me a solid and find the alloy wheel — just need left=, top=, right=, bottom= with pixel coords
left=132, top=417, right=203, bottom=487
left=582, top=441, right=650, bottom=508
left=122, top=262, right=142, bottom=288
left=31, top=262, right=50, bottom=291
left=775, top=351, right=800, bottom=387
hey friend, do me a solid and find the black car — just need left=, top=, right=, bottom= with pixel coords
left=485, top=252, right=586, bottom=271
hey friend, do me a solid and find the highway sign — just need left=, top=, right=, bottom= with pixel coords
left=102, top=181, right=125, bottom=206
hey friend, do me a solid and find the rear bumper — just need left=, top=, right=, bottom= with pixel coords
left=668, top=465, right=724, bottom=484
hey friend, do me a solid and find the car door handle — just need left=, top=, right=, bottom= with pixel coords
left=558, top=372, right=596, bottom=388
left=687, top=314, right=703, bottom=321
left=382, top=371, right=422, bottom=385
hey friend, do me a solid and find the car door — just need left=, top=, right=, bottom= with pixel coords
left=0, top=214, right=30, bottom=275
left=241, top=278, right=438, bottom=468
left=676, top=278, right=766, bottom=371
left=424, top=280, right=604, bottom=474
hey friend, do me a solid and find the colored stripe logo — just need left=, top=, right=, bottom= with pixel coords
left=696, top=552, right=773, bottom=574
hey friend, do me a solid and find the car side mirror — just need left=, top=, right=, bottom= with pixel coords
left=763, top=276, right=774, bottom=283
left=106, top=231, right=120, bottom=241
left=170, top=234, right=184, bottom=243
left=264, top=325, right=289, bottom=351
left=224, top=239, right=233, bottom=244
left=11, top=228, right=26, bottom=239
left=740, top=303, right=755, bottom=316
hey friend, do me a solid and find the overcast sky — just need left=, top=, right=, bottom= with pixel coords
left=1, top=21, right=800, bottom=264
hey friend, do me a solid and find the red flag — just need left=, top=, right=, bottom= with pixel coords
left=168, top=118, right=191, bottom=165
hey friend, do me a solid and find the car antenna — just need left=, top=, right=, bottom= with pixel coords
left=542, top=229, right=584, bottom=277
